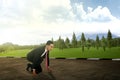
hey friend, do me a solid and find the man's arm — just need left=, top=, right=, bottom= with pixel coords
left=32, top=69, right=37, bottom=76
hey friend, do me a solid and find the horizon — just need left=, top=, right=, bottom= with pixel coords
left=0, top=32, right=119, bottom=46
left=0, top=0, right=120, bottom=45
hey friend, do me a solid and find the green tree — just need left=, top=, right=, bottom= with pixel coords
left=96, top=35, right=100, bottom=50
left=116, top=38, right=120, bottom=47
left=81, top=33, right=86, bottom=52
left=58, top=36, right=62, bottom=49
left=78, top=40, right=81, bottom=48
left=111, top=38, right=120, bottom=47
left=101, top=36, right=106, bottom=51
left=90, top=39, right=96, bottom=48
left=86, top=38, right=91, bottom=50
left=61, top=39, right=66, bottom=49
left=0, top=46, right=6, bottom=53
left=58, top=36, right=66, bottom=50
left=51, top=37, right=54, bottom=42
left=107, top=30, right=112, bottom=48
left=65, top=37, right=70, bottom=48
left=72, top=32, right=77, bottom=48
left=53, top=41, right=58, bottom=48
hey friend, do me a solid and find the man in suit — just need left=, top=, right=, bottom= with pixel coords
left=26, top=40, right=54, bottom=76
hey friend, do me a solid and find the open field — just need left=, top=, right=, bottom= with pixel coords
left=0, top=58, right=120, bottom=80
left=50, top=47, right=120, bottom=58
left=0, top=47, right=120, bottom=58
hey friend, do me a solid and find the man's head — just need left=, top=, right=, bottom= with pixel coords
left=46, top=40, right=54, bottom=51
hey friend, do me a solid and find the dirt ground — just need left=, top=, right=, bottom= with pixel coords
left=0, top=58, right=120, bottom=80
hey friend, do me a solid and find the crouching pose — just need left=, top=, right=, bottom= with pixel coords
left=26, top=40, right=54, bottom=76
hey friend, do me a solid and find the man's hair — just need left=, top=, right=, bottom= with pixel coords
left=46, top=40, right=53, bottom=45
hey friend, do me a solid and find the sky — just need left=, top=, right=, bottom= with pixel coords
left=0, top=0, right=120, bottom=45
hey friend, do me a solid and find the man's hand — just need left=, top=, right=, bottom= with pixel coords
left=47, top=66, right=52, bottom=72
left=32, top=69, right=37, bottom=76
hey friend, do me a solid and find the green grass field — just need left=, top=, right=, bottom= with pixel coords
left=0, top=47, right=120, bottom=58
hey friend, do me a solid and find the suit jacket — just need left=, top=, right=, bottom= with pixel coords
left=27, top=46, right=49, bottom=68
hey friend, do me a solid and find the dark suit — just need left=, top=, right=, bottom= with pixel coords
left=27, top=46, right=49, bottom=74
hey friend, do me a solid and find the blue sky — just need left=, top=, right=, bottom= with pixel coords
left=0, top=0, right=120, bottom=45
left=70, top=0, right=120, bottom=18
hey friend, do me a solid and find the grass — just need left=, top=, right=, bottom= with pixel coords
left=0, top=47, right=120, bottom=58
left=0, top=49, right=31, bottom=57
left=50, top=47, right=120, bottom=58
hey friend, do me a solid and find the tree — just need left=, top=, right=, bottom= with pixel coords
left=101, top=36, right=106, bottom=51
left=96, top=35, right=100, bottom=50
left=86, top=38, right=91, bottom=50
left=0, top=46, right=6, bottom=53
left=54, top=40, right=59, bottom=48
left=107, top=30, right=112, bottom=48
left=3, top=42, right=15, bottom=50
left=81, top=33, right=86, bottom=52
left=116, top=38, right=120, bottom=47
left=111, top=38, right=120, bottom=47
left=72, top=32, right=77, bottom=48
left=58, top=36, right=62, bottom=49
left=51, top=37, right=54, bottom=42
left=58, top=36, right=66, bottom=50
left=90, top=39, right=96, bottom=48
left=61, top=39, right=66, bottom=49
left=78, top=40, right=81, bottom=48
left=65, top=37, right=70, bottom=48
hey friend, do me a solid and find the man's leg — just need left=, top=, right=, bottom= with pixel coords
left=35, top=65, right=42, bottom=74
left=26, top=63, right=33, bottom=72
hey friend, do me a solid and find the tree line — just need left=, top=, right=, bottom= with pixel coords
left=0, top=30, right=120, bottom=53
left=53, top=30, right=120, bottom=52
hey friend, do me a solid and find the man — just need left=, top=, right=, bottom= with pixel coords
left=26, top=40, right=54, bottom=76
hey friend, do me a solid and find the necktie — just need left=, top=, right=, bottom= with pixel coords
left=45, top=52, right=48, bottom=70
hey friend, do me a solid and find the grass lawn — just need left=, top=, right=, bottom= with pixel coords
left=0, top=47, right=120, bottom=58
left=0, top=49, right=31, bottom=57
left=50, top=47, right=120, bottom=58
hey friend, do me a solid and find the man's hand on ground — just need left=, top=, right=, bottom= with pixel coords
left=47, top=66, right=52, bottom=72
left=32, top=69, right=37, bottom=76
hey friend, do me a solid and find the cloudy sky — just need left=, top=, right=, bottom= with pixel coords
left=0, top=0, right=120, bottom=45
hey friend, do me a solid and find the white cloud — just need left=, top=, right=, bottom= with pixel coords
left=0, top=0, right=120, bottom=45
left=86, top=6, right=117, bottom=22
left=73, top=4, right=117, bottom=22
left=75, top=3, right=86, bottom=20
left=40, top=0, right=71, bottom=10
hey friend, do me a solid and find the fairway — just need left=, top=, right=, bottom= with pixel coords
left=0, top=47, right=120, bottom=58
